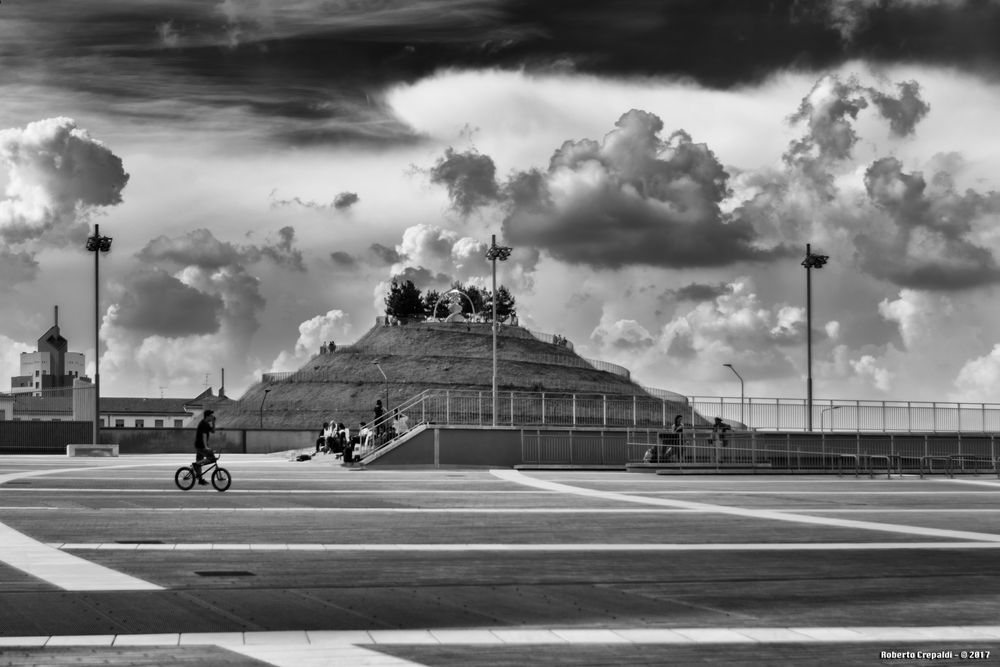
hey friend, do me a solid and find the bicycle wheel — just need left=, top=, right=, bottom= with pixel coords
left=211, top=467, right=232, bottom=492
left=174, top=466, right=196, bottom=491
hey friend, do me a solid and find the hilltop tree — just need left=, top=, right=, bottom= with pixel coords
left=423, top=289, right=449, bottom=318
left=488, top=285, right=517, bottom=323
left=384, top=279, right=424, bottom=319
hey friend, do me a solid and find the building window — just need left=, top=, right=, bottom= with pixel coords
left=34, top=370, right=39, bottom=377
left=135, top=419, right=144, bottom=428
left=154, top=419, right=164, bottom=427
left=174, top=419, right=183, bottom=428
left=34, top=382, right=39, bottom=388
left=115, top=419, right=124, bottom=428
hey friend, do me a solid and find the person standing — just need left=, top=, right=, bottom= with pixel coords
left=193, top=410, right=216, bottom=485
left=373, top=399, right=385, bottom=443
left=712, top=417, right=731, bottom=464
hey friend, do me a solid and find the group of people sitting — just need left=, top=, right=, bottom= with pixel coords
left=313, top=403, right=413, bottom=464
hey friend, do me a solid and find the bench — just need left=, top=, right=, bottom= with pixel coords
left=66, top=444, right=119, bottom=457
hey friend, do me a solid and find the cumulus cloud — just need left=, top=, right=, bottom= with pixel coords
left=590, top=317, right=656, bottom=351
left=0, top=333, right=34, bottom=387
left=856, top=157, right=1000, bottom=290
left=429, top=147, right=500, bottom=216
left=389, top=223, right=489, bottom=286
left=140, top=226, right=305, bottom=272
left=369, top=242, right=403, bottom=265
left=877, top=289, right=951, bottom=349
left=111, top=269, right=223, bottom=336
left=469, top=109, right=789, bottom=269
left=953, top=344, right=1000, bottom=401
left=0, top=117, right=129, bottom=245
left=270, top=309, right=353, bottom=371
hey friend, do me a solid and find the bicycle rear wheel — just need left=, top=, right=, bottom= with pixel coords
left=211, top=467, right=231, bottom=492
left=174, top=466, right=196, bottom=491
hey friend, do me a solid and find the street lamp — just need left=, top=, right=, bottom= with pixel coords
left=723, top=363, right=744, bottom=426
left=485, top=234, right=512, bottom=427
left=259, top=388, right=271, bottom=429
left=820, top=405, right=841, bottom=432
left=801, top=243, right=829, bottom=432
left=372, top=360, right=389, bottom=414
left=85, top=223, right=112, bottom=445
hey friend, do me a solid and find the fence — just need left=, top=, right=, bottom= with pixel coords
left=621, top=429, right=999, bottom=477
left=689, top=396, right=1000, bottom=433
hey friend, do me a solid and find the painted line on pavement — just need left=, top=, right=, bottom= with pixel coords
left=52, top=541, right=1000, bottom=551
left=15, top=506, right=1000, bottom=513
left=0, top=522, right=162, bottom=591
left=0, top=462, right=174, bottom=591
left=2, top=625, right=1000, bottom=650
left=492, top=469, right=1000, bottom=542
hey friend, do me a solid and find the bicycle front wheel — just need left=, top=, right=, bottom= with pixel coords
left=174, top=466, right=196, bottom=491
left=212, top=467, right=231, bottom=492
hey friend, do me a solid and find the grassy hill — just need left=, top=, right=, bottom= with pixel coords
left=220, top=322, right=684, bottom=430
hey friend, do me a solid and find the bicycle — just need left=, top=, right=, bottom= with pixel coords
left=174, top=449, right=231, bottom=492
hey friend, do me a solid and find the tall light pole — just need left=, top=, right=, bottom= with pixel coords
left=259, top=388, right=271, bottom=429
left=372, top=360, right=389, bottom=413
left=485, top=234, right=512, bottom=427
left=820, top=405, right=841, bottom=432
left=85, top=224, right=112, bottom=445
left=802, top=243, right=828, bottom=432
left=723, top=363, right=744, bottom=426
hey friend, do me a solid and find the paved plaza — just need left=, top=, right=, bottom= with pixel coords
left=1, top=453, right=999, bottom=665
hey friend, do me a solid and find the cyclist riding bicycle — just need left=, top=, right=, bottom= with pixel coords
left=193, top=409, right=216, bottom=485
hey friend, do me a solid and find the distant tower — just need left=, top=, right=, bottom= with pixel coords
left=10, top=305, right=87, bottom=395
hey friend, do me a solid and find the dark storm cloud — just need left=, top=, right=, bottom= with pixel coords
left=370, top=243, right=403, bottom=265
left=113, top=269, right=222, bottom=336
left=489, top=110, right=792, bottom=269
left=856, top=157, right=1000, bottom=290
left=333, top=192, right=360, bottom=209
left=269, top=190, right=359, bottom=212
left=667, top=282, right=732, bottom=302
left=330, top=251, right=356, bottom=267
left=10, top=0, right=997, bottom=148
left=429, top=148, right=500, bottom=216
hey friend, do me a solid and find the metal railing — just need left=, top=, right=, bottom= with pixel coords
left=621, top=430, right=999, bottom=477
left=689, top=396, right=1000, bottom=433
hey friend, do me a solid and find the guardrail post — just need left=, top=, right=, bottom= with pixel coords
left=510, top=393, right=514, bottom=427
left=573, top=394, right=577, bottom=427
left=446, top=390, right=451, bottom=425
left=933, top=402, right=937, bottom=432
left=603, top=395, right=607, bottom=427
left=958, top=404, right=962, bottom=432
left=633, top=395, right=637, bottom=427
left=907, top=401, right=912, bottom=433
left=478, top=391, right=482, bottom=425
left=542, top=392, right=546, bottom=425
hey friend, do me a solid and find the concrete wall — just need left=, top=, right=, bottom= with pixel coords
left=371, top=426, right=524, bottom=467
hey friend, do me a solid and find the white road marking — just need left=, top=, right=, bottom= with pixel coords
left=6, top=506, right=1000, bottom=515
left=491, top=469, right=1000, bottom=542
left=0, top=522, right=162, bottom=591
left=3, top=625, right=1000, bottom=654
left=52, top=541, right=1000, bottom=551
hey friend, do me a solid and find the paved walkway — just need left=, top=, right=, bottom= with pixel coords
left=1, top=454, right=998, bottom=665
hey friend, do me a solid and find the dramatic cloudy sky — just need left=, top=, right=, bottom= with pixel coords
left=2, top=0, right=1000, bottom=403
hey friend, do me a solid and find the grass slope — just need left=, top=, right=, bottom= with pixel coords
left=220, top=322, right=675, bottom=429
